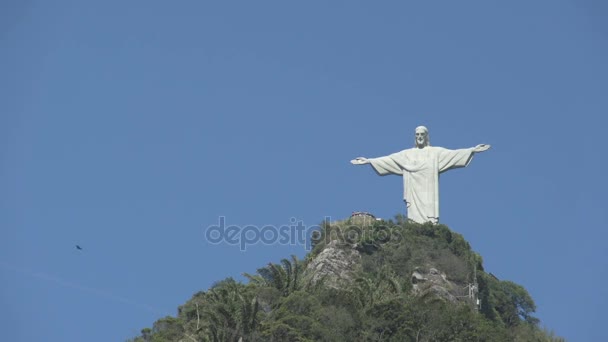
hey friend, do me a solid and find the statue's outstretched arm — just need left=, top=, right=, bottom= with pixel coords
left=350, top=157, right=370, bottom=165
left=472, top=144, right=491, bottom=153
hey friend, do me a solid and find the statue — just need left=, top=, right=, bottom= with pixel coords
left=351, top=126, right=490, bottom=223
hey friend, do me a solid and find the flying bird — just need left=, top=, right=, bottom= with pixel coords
left=75, top=245, right=83, bottom=250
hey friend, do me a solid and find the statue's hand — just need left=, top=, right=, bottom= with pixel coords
left=350, top=157, right=370, bottom=165
left=473, top=144, right=491, bottom=153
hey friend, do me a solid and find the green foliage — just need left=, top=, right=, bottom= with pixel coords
left=150, top=316, right=184, bottom=341
left=350, top=267, right=403, bottom=310
left=200, top=278, right=261, bottom=341
left=483, top=276, right=539, bottom=327
left=129, top=216, right=564, bottom=342
left=243, top=255, right=305, bottom=297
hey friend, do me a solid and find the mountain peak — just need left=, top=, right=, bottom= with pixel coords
left=128, top=215, right=565, bottom=342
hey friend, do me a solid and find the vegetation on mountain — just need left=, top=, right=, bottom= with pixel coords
left=129, top=216, right=563, bottom=341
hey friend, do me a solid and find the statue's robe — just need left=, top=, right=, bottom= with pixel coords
left=369, top=146, right=475, bottom=223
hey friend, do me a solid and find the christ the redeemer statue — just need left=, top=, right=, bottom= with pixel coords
left=351, top=126, right=490, bottom=224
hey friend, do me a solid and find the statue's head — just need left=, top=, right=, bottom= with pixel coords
left=414, top=126, right=430, bottom=148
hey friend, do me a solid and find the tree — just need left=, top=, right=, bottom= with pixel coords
left=351, top=267, right=402, bottom=309
left=501, top=281, right=538, bottom=325
left=244, top=255, right=306, bottom=297
left=202, top=278, right=260, bottom=342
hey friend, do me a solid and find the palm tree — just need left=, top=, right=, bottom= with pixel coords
left=202, top=279, right=260, bottom=342
left=244, top=255, right=306, bottom=297
left=351, top=267, right=402, bottom=309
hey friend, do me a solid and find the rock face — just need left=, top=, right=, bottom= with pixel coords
left=305, top=231, right=472, bottom=304
left=305, top=240, right=361, bottom=288
left=412, top=267, right=468, bottom=303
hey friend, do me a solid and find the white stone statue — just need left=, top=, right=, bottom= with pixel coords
left=351, top=126, right=490, bottom=223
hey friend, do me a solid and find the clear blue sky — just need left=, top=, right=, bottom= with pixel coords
left=1, top=1, right=606, bottom=341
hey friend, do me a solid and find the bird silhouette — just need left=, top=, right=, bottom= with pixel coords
left=75, top=245, right=83, bottom=250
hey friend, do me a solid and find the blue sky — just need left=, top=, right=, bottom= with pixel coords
left=1, top=1, right=607, bottom=341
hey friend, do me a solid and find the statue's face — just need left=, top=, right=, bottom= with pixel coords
left=415, top=128, right=428, bottom=147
